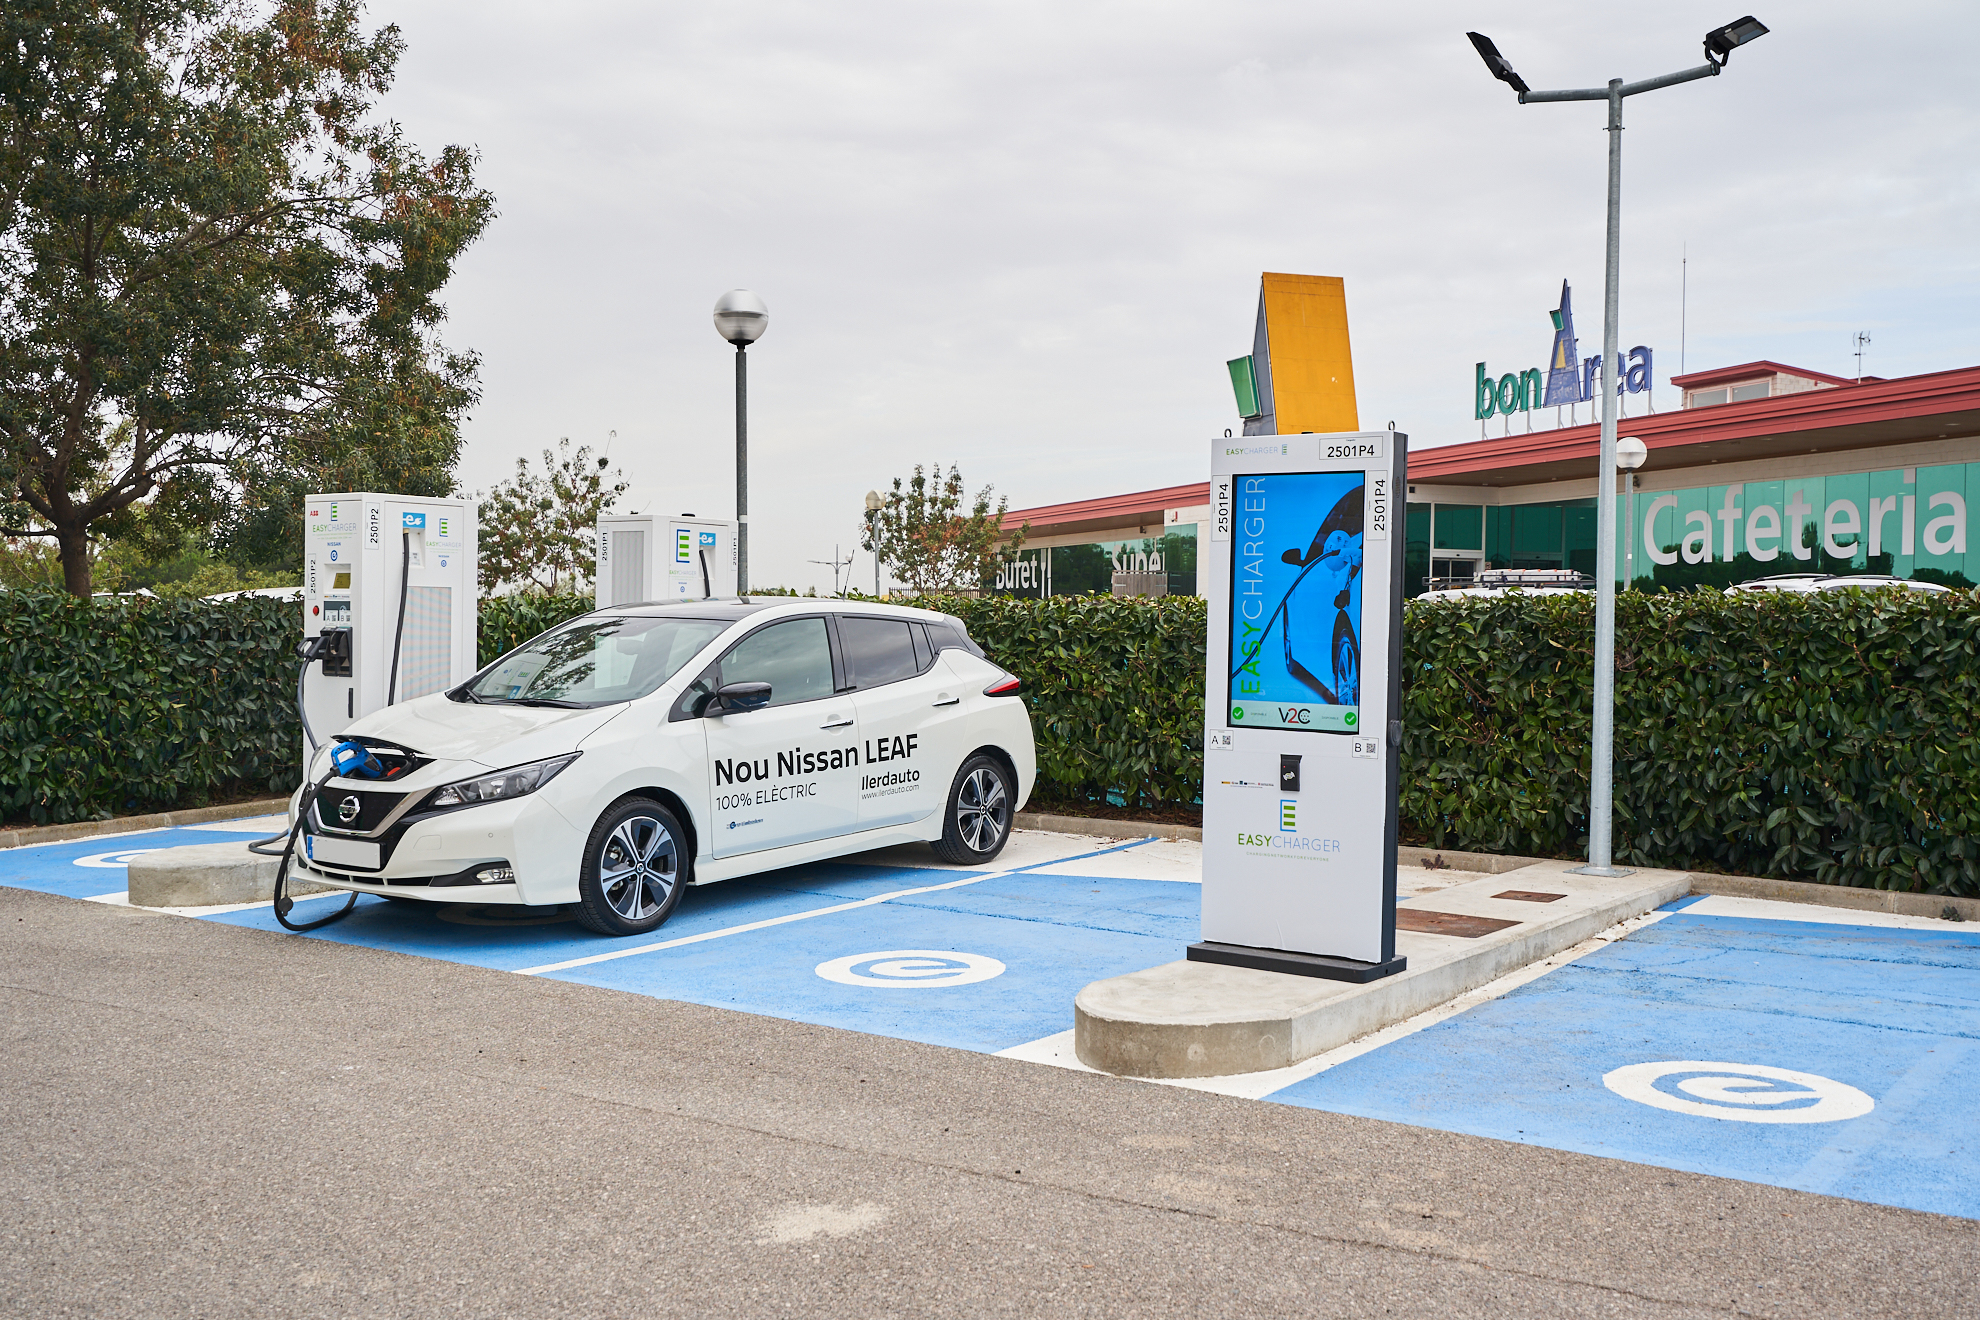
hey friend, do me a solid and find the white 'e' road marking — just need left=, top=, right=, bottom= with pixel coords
left=1603, top=1061, right=1874, bottom=1124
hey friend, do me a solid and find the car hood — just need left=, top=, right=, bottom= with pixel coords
left=340, top=693, right=629, bottom=767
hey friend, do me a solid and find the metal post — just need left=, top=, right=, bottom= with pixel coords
left=1586, top=79, right=1624, bottom=874
left=1624, top=470, right=1636, bottom=591
left=870, top=512, right=880, bottom=597
left=735, top=342, right=749, bottom=596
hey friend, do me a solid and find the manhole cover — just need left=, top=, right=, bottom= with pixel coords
left=1394, top=908, right=1520, bottom=938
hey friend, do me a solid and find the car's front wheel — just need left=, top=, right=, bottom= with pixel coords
left=575, top=796, right=689, bottom=936
left=931, top=754, right=1015, bottom=865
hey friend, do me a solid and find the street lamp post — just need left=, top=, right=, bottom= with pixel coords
left=1467, top=18, right=1769, bottom=876
left=1616, top=436, right=1648, bottom=591
left=864, top=490, right=884, bottom=598
left=713, top=290, right=769, bottom=595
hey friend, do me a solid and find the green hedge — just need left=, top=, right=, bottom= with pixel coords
left=478, top=592, right=595, bottom=666
left=925, top=594, right=1207, bottom=809
left=0, top=592, right=303, bottom=825
left=14, top=586, right=1978, bottom=897
left=1402, top=589, right=1980, bottom=895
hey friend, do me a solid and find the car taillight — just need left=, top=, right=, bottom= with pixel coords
left=983, top=672, right=1021, bottom=697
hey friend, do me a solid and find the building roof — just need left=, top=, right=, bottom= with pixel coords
left=1407, top=363, right=1980, bottom=488
left=1001, top=482, right=1209, bottom=534
left=999, top=363, right=1980, bottom=532
left=1668, top=359, right=1857, bottom=389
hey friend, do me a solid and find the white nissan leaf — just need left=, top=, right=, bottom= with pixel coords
left=288, top=600, right=1036, bottom=935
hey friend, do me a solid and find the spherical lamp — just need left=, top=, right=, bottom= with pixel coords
left=713, top=289, right=768, bottom=345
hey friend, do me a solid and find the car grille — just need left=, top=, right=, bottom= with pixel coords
left=312, top=788, right=414, bottom=836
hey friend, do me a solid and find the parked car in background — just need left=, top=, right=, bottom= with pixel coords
left=1414, top=568, right=1596, bottom=603
left=1725, top=574, right=1951, bottom=596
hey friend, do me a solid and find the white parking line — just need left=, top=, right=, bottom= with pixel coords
left=515, top=836, right=1160, bottom=977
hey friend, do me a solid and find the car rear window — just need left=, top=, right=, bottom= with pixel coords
left=924, top=618, right=983, bottom=659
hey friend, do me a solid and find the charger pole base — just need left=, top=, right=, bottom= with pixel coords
left=1187, top=941, right=1408, bottom=983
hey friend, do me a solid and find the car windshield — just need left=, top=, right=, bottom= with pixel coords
left=470, top=616, right=728, bottom=706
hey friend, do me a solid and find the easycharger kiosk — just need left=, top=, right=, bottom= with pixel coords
left=595, top=514, right=737, bottom=607
left=1192, top=432, right=1408, bottom=981
left=301, top=493, right=479, bottom=762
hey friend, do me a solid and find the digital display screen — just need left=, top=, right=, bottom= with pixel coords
left=1226, top=471, right=1364, bottom=733
left=332, top=571, right=351, bottom=590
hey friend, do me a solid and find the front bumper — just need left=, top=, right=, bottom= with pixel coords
left=296, top=790, right=585, bottom=906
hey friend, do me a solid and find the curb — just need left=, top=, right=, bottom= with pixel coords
left=1016, top=811, right=1202, bottom=842
left=0, top=798, right=291, bottom=852
left=1014, top=815, right=1977, bottom=923
left=1074, top=860, right=1693, bottom=1078
left=1690, top=872, right=1980, bottom=923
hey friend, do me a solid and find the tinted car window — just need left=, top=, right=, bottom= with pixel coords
left=719, top=618, right=834, bottom=708
left=909, top=622, right=932, bottom=672
left=924, top=619, right=982, bottom=658
left=839, top=616, right=920, bottom=688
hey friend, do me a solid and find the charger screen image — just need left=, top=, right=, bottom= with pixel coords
left=1227, top=471, right=1364, bottom=734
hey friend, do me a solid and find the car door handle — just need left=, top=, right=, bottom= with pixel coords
left=820, top=714, right=854, bottom=729
left=932, top=693, right=960, bottom=707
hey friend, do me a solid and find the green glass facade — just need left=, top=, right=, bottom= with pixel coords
left=1406, top=460, right=1976, bottom=596
left=994, top=526, right=1199, bottom=598
left=1622, top=462, right=1974, bottom=591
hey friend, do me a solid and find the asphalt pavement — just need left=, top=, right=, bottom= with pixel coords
left=3, top=884, right=1973, bottom=1319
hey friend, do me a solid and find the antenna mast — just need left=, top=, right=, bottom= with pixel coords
left=1852, top=331, right=1871, bottom=383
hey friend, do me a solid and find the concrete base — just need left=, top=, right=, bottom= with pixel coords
left=127, top=841, right=332, bottom=908
left=1073, top=860, right=1691, bottom=1078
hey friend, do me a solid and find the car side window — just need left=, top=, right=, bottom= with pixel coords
left=839, top=616, right=920, bottom=689
left=719, top=618, right=835, bottom=708
left=909, top=622, right=932, bottom=672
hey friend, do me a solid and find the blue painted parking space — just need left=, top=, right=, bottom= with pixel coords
left=0, top=824, right=276, bottom=899
left=1266, top=907, right=1980, bottom=1220
left=546, top=867, right=1198, bottom=1052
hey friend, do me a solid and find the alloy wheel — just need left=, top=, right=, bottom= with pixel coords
left=599, top=814, right=677, bottom=921
left=956, top=767, right=1009, bottom=853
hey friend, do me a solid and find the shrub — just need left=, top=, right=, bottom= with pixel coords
left=1401, top=589, right=1980, bottom=895
left=923, top=593, right=1206, bottom=810
left=0, top=592, right=303, bottom=825
left=478, top=592, right=595, bottom=666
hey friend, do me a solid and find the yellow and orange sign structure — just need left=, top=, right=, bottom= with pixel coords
left=1227, top=273, right=1359, bottom=437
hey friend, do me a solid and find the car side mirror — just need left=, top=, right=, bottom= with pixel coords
left=714, top=681, right=772, bottom=713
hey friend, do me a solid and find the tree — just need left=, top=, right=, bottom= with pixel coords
left=478, top=438, right=627, bottom=595
left=0, top=0, right=493, bottom=595
left=862, top=463, right=1025, bottom=595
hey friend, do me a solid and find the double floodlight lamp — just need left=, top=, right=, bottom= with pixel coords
left=1466, top=17, right=1768, bottom=97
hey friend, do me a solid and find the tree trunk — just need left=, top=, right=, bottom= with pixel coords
left=57, top=525, right=93, bottom=598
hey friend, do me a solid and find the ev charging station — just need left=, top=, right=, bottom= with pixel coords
left=301, top=493, right=480, bottom=756
left=1194, top=432, right=1409, bottom=982
left=595, top=514, right=737, bottom=607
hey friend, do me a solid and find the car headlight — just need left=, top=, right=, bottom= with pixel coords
left=424, top=754, right=580, bottom=810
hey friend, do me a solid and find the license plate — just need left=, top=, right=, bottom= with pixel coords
left=304, top=833, right=381, bottom=870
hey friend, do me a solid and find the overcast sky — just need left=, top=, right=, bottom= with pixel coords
left=375, top=0, right=1980, bottom=593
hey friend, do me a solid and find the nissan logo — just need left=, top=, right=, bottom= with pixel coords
left=338, top=796, right=361, bottom=824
